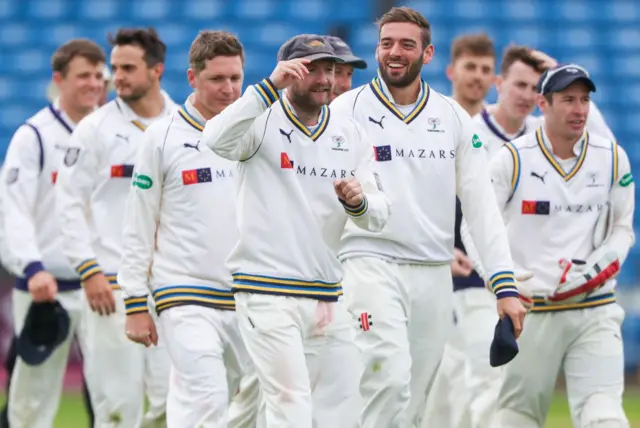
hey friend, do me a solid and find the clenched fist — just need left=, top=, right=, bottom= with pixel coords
left=334, top=177, right=364, bottom=207
left=269, top=58, right=311, bottom=90
left=125, top=312, right=158, bottom=348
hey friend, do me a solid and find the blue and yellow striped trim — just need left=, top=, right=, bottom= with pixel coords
left=152, top=285, right=235, bottom=315
left=368, top=76, right=429, bottom=124
left=489, top=271, right=518, bottom=298
left=531, top=292, right=615, bottom=313
left=232, top=273, right=343, bottom=302
left=281, top=101, right=330, bottom=142
left=124, top=295, right=149, bottom=315
left=131, top=120, right=147, bottom=132
left=253, top=78, right=279, bottom=108
left=105, top=273, right=120, bottom=290
left=76, top=259, right=102, bottom=282
left=536, top=127, right=588, bottom=181
left=611, top=140, right=619, bottom=189
left=503, top=142, right=521, bottom=201
left=178, top=106, right=204, bottom=132
left=341, top=196, right=368, bottom=217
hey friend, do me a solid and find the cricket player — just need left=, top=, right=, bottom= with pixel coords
left=240, top=34, right=372, bottom=428
left=117, top=30, right=251, bottom=428
left=47, top=64, right=114, bottom=106
left=0, top=39, right=105, bottom=428
left=200, top=34, right=390, bottom=428
left=423, top=32, right=500, bottom=428
left=330, top=7, right=527, bottom=428
left=324, top=35, right=368, bottom=101
left=55, top=28, right=174, bottom=427
left=462, top=64, right=634, bottom=428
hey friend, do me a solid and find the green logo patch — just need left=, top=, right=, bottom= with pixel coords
left=132, top=173, right=153, bottom=190
left=619, top=172, right=634, bottom=187
left=472, top=133, right=483, bottom=148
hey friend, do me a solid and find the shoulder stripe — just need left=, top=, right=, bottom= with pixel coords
left=23, top=123, right=44, bottom=173
left=504, top=142, right=521, bottom=199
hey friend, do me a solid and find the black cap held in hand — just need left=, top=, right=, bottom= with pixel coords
left=277, top=34, right=344, bottom=63
left=490, top=316, right=519, bottom=367
left=16, top=300, right=70, bottom=366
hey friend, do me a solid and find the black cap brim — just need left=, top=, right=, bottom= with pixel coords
left=547, top=75, right=596, bottom=94
left=337, top=54, right=368, bottom=69
left=17, top=301, right=70, bottom=366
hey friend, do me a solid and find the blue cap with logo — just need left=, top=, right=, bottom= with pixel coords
left=277, top=34, right=344, bottom=63
left=324, top=36, right=368, bottom=69
left=16, top=300, right=70, bottom=366
left=536, top=64, right=596, bottom=95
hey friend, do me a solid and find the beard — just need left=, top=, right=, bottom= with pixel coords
left=117, top=75, right=153, bottom=103
left=378, top=54, right=424, bottom=88
left=288, top=85, right=330, bottom=112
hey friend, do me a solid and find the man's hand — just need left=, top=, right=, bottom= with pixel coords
left=531, top=50, right=558, bottom=71
left=497, top=296, right=527, bottom=339
left=28, top=271, right=58, bottom=302
left=125, top=312, right=158, bottom=347
left=334, top=177, right=364, bottom=207
left=269, top=59, right=310, bottom=90
left=83, top=273, right=116, bottom=316
left=451, top=248, right=473, bottom=277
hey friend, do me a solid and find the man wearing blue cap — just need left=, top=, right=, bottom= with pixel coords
left=465, top=64, right=634, bottom=428
left=199, top=33, right=390, bottom=428
left=324, top=36, right=367, bottom=101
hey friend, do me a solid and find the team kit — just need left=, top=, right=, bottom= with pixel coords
left=0, top=5, right=633, bottom=428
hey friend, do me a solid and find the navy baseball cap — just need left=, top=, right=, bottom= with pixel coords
left=324, top=36, right=368, bottom=69
left=537, top=64, right=596, bottom=95
left=489, top=316, right=519, bottom=367
left=277, top=34, right=344, bottom=63
left=17, top=301, right=70, bottom=366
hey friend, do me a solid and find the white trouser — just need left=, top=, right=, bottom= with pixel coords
left=82, top=290, right=170, bottom=428
left=8, top=288, right=83, bottom=428
left=235, top=292, right=360, bottom=428
left=493, top=303, right=629, bottom=428
left=158, top=305, right=250, bottom=428
left=228, top=371, right=261, bottom=428
left=229, top=323, right=364, bottom=428
left=423, top=287, right=500, bottom=428
left=342, top=257, right=453, bottom=428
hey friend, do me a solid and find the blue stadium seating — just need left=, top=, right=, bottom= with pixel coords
left=0, top=0, right=639, bottom=368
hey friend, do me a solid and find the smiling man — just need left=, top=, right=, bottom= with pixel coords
left=199, top=34, right=390, bottom=428
left=330, top=7, right=527, bottom=428
left=55, top=27, right=175, bottom=427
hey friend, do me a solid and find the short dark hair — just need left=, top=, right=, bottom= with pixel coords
left=51, top=39, right=106, bottom=76
left=108, top=27, right=166, bottom=66
left=450, top=33, right=495, bottom=62
left=377, top=7, right=431, bottom=49
left=189, top=31, right=245, bottom=74
left=500, top=45, right=546, bottom=76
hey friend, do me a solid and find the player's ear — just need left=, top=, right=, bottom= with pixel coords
left=152, top=62, right=165, bottom=81
left=187, top=68, right=197, bottom=90
left=52, top=71, right=64, bottom=87
left=445, top=63, right=454, bottom=82
left=422, top=44, right=434, bottom=65
left=536, top=93, right=547, bottom=113
left=495, top=75, right=504, bottom=92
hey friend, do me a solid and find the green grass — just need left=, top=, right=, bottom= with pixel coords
left=3, top=390, right=640, bottom=427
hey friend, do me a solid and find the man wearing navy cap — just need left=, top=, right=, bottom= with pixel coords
left=200, top=33, right=390, bottom=428
left=463, top=64, right=634, bottom=428
left=324, top=36, right=367, bottom=101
